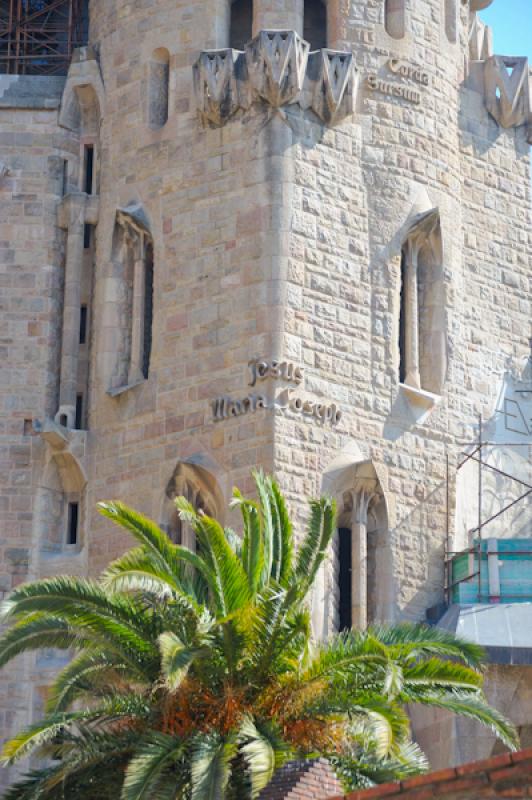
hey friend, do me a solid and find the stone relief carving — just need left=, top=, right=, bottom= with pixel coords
left=246, top=30, right=309, bottom=108
left=306, top=50, right=357, bottom=124
left=0, top=162, right=8, bottom=183
left=192, top=49, right=240, bottom=127
left=484, top=55, right=531, bottom=140
left=192, top=30, right=358, bottom=128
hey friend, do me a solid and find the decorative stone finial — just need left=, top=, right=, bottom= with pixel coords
left=484, top=55, right=531, bottom=136
left=245, top=30, right=309, bottom=108
left=192, top=30, right=358, bottom=128
left=192, top=49, right=241, bottom=127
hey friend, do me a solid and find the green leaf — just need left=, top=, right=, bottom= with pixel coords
left=190, top=733, right=237, bottom=800
left=121, top=733, right=184, bottom=800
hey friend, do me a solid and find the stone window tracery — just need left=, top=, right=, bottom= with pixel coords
left=148, top=48, right=170, bottom=128
left=398, top=209, right=446, bottom=396
left=384, top=0, right=405, bottom=40
left=304, top=0, right=327, bottom=50
left=335, top=485, right=388, bottom=631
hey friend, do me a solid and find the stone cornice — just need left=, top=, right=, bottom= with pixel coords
left=193, top=30, right=358, bottom=127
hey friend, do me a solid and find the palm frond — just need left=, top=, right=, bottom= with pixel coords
left=121, top=732, right=185, bottom=800
left=190, top=732, right=238, bottom=800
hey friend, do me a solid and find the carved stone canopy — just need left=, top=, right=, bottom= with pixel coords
left=192, top=30, right=358, bottom=128
left=484, top=55, right=531, bottom=138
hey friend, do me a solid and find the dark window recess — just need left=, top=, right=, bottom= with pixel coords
left=75, top=394, right=84, bottom=430
left=142, top=243, right=154, bottom=379
left=83, top=223, right=92, bottom=249
left=338, top=527, right=352, bottom=631
left=399, top=249, right=407, bottom=384
left=79, top=305, right=88, bottom=344
left=230, top=0, right=253, bottom=50
left=67, top=502, right=79, bottom=545
left=23, top=419, right=33, bottom=435
left=83, top=145, right=94, bottom=194
left=62, top=159, right=68, bottom=196
left=304, top=0, right=327, bottom=50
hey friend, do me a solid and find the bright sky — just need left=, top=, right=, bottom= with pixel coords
left=479, top=0, right=532, bottom=61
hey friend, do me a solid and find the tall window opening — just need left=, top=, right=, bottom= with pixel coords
left=67, top=502, right=79, bottom=545
left=142, top=242, right=154, bottom=380
left=75, top=394, right=84, bottom=430
left=111, top=207, right=154, bottom=390
left=79, top=305, right=88, bottom=345
left=304, top=0, right=327, bottom=50
left=83, top=144, right=94, bottom=194
left=83, top=223, right=92, bottom=249
left=338, top=527, right=352, bottom=631
left=445, top=0, right=457, bottom=43
left=61, top=159, right=69, bottom=195
left=384, top=0, right=405, bottom=40
left=230, top=0, right=253, bottom=50
left=399, top=251, right=407, bottom=384
left=148, top=48, right=170, bottom=128
left=398, top=209, right=446, bottom=395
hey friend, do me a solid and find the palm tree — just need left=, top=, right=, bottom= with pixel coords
left=0, top=472, right=518, bottom=800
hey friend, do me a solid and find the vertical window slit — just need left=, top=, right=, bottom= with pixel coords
left=142, top=242, right=154, bottom=379
left=79, top=305, right=87, bottom=344
left=399, top=249, right=407, bottom=384
left=75, top=394, right=84, bottom=430
left=338, top=527, right=352, bottom=631
left=83, top=223, right=92, bottom=249
left=67, top=502, right=79, bottom=545
left=83, top=145, right=94, bottom=194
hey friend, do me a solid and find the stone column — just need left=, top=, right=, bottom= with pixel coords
left=351, top=488, right=371, bottom=630
left=127, top=235, right=146, bottom=385
left=403, top=240, right=421, bottom=389
left=252, top=0, right=304, bottom=36
left=56, top=194, right=86, bottom=429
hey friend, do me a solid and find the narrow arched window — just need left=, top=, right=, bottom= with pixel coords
left=148, top=48, right=170, bottom=128
left=304, top=0, right=327, bottom=49
left=398, top=209, right=446, bottom=395
left=445, top=0, right=457, bottom=43
left=230, top=0, right=253, bottom=50
left=384, top=0, right=405, bottom=40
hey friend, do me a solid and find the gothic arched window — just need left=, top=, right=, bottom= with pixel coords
left=110, top=206, right=154, bottom=391
left=162, top=463, right=222, bottom=549
left=230, top=0, right=253, bottom=50
left=398, top=209, right=446, bottom=395
left=304, top=0, right=327, bottom=49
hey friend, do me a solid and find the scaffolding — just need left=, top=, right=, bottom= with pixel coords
left=0, top=0, right=87, bottom=76
left=444, top=417, right=532, bottom=605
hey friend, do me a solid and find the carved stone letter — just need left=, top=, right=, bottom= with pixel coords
left=245, top=30, right=309, bottom=107
left=193, top=49, right=240, bottom=127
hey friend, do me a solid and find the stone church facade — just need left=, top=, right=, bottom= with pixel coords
left=0, top=0, right=530, bottom=789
